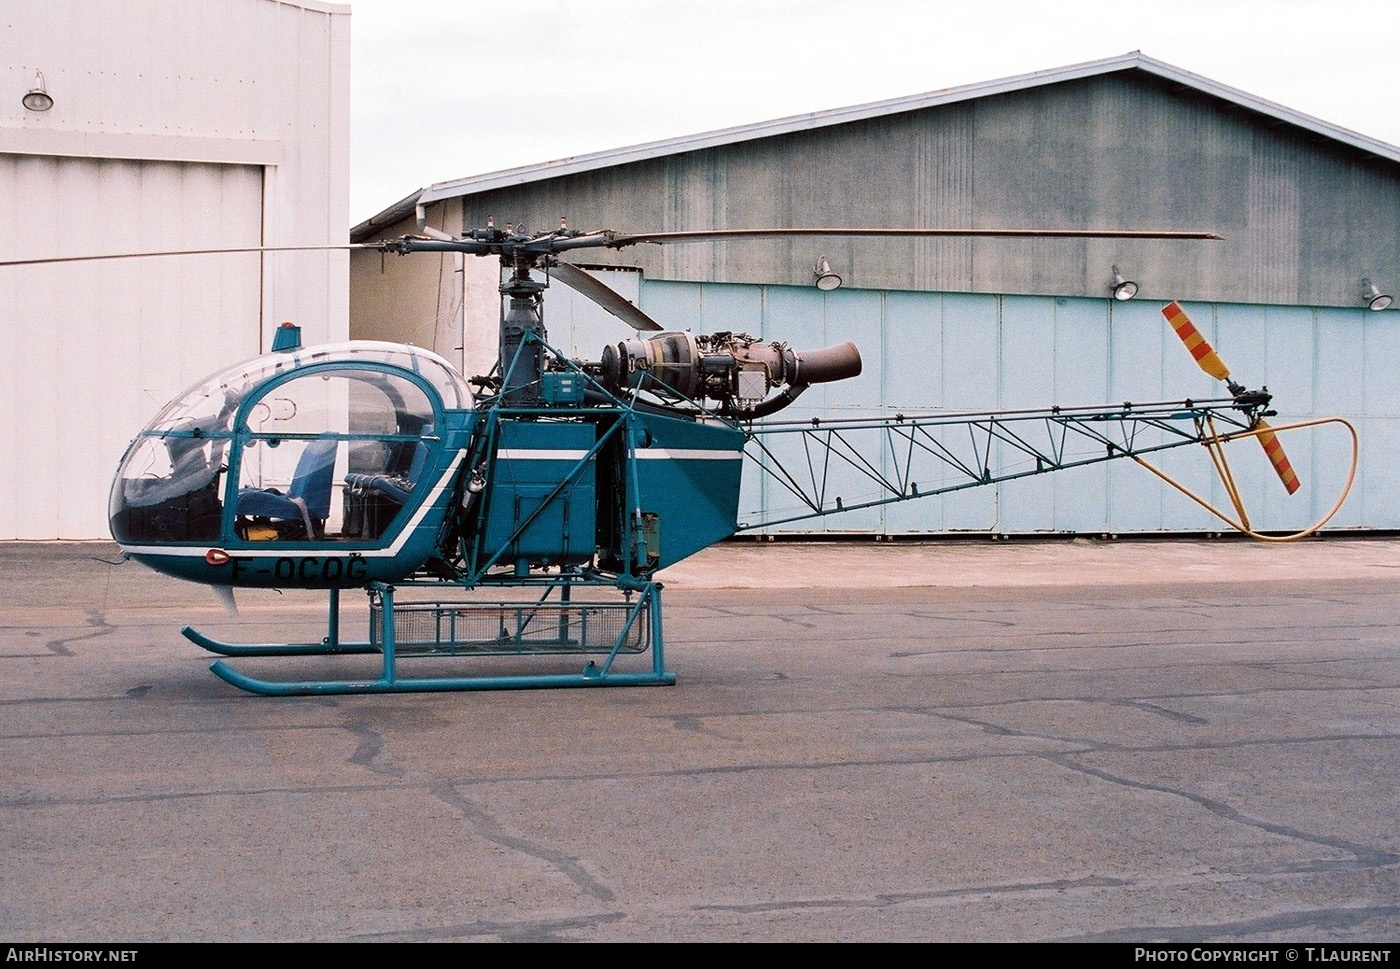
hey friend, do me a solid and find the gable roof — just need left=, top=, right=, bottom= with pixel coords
left=352, top=51, right=1400, bottom=240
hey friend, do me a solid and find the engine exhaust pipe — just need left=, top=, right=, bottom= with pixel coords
left=784, top=341, right=862, bottom=385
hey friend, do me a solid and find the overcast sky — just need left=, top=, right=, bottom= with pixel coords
left=347, top=0, right=1400, bottom=226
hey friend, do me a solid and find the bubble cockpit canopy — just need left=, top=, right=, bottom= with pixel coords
left=110, top=342, right=471, bottom=550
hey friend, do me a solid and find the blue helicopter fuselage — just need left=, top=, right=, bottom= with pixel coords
left=108, top=340, right=746, bottom=590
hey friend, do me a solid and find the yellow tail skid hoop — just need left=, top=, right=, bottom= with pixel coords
left=1131, top=417, right=1359, bottom=543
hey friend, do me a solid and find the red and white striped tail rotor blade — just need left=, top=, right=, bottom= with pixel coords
left=1162, top=301, right=1232, bottom=382
left=1256, top=420, right=1301, bottom=495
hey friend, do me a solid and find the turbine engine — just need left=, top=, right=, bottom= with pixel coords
left=597, top=331, right=862, bottom=418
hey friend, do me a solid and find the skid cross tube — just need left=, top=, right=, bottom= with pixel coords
left=207, top=579, right=674, bottom=695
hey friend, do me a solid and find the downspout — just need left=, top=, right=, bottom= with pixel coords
left=416, top=203, right=466, bottom=372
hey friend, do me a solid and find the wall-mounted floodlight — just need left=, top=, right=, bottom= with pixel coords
left=1110, top=266, right=1138, bottom=302
left=1362, top=278, right=1392, bottom=311
left=814, top=256, right=842, bottom=292
left=22, top=71, right=53, bottom=112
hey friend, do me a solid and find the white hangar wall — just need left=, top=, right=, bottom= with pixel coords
left=0, top=0, right=351, bottom=540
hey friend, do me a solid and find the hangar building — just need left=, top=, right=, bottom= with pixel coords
left=1, top=0, right=350, bottom=540
left=351, top=52, right=1399, bottom=539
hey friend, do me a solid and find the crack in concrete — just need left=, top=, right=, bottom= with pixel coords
left=1047, top=753, right=1400, bottom=870
left=43, top=608, right=116, bottom=657
left=345, top=722, right=403, bottom=777
left=429, top=781, right=615, bottom=904
left=1066, top=903, right=1400, bottom=942
left=1110, top=699, right=1210, bottom=724
left=923, top=707, right=1400, bottom=873
left=343, top=910, right=626, bottom=943
left=694, top=873, right=1130, bottom=914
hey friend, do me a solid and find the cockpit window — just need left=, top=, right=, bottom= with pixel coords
left=233, top=370, right=437, bottom=543
left=109, top=431, right=230, bottom=542
left=110, top=344, right=459, bottom=546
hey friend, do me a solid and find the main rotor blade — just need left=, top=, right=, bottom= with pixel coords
left=0, top=244, right=368, bottom=267
left=608, top=227, right=1224, bottom=248
left=550, top=260, right=664, bottom=331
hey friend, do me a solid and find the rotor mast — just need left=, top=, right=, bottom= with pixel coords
left=499, top=261, right=546, bottom=406
left=380, top=220, right=591, bottom=406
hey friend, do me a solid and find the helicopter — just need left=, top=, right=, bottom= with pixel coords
left=26, top=222, right=1358, bottom=695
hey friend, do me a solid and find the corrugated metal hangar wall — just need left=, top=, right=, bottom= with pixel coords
left=351, top=55, right=1399, bottom=537
left=1, top=0, right=350, bottom=540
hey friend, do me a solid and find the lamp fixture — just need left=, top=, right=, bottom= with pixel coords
left=1110, top=266, right=1138, bottom=302
left=22, top=71, right=53, bottom=112
left=813, top=256, right=841, bottom=292
left=1362, top=278, right=1392, bottom=312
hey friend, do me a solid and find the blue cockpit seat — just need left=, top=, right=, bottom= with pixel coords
left=236, top=438, right=338, bottom=539
left=340, top=430, right=433, bottom=541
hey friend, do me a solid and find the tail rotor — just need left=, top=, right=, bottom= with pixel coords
left=1160, top=300, right=1300, bottom=495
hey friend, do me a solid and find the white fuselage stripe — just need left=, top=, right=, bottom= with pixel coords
left=495, top=449, right=591, bottom=460
left=637, top=449, right=742, bottom=461
left=381, top=453, right=464, bottom=556
left=496, top=449, right=740, bottom=461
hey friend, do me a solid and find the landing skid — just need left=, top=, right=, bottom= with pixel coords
left=189, top=580, right=674, bottom=696
left=183, top=589, right=376, bottom=657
